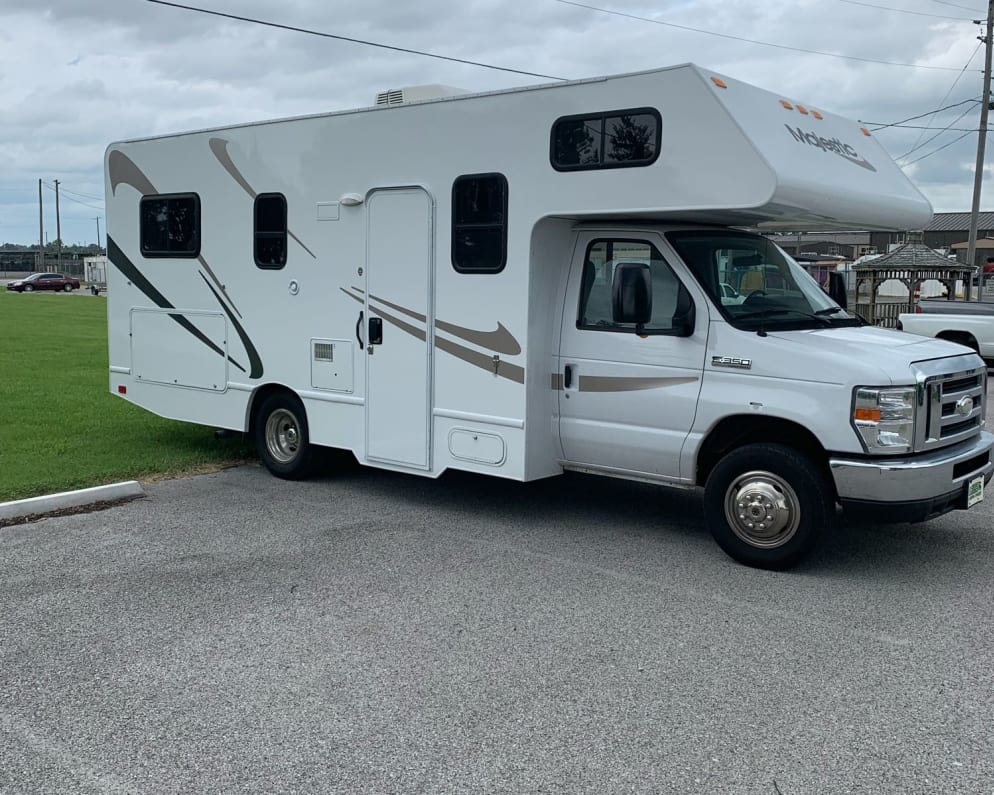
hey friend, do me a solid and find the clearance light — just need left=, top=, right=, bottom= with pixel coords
left=779, top=99, right=794, bottom=110
left=796, top=104, right=810, bottom=115
left=861, top=127, right=872, bottom=137
left=854, top=407, right=881, bottom=422
left=711, top=76, right=728, bottom=89
left=118, top=385, right=127, bottom=394
left=811, top=110, right=824, bottom=120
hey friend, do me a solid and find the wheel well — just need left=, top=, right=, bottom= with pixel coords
left=936, top=330, right=980, bottom=351
left=695, top=415, right=830, bottom=489
left=245, top=384, right=301, bottom=436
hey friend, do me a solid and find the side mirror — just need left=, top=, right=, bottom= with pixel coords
left=612, top=262, right=652, bottom=328
left=828, top=271, right=848, bottom=310
left=672, top=284, right=696, bottom=337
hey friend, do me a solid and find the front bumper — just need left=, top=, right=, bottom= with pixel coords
left=830, top=431, right=994, bottom=523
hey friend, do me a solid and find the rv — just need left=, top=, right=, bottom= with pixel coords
left=104, top=64, right=992, bottom=569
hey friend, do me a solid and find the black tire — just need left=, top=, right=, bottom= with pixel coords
left=703, top=443, right=833, bottom=570
left=253, top=392, right=315, bottom=480
left=23, top=285, right=33, bottom=292
left=63, top=283, right=72, bottom=292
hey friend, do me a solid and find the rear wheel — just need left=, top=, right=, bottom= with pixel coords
left=703, top=443, right=833, bottom=569
left=63, top=283, right=72, bottom=292
left=254, top=392, right=315, bottom=480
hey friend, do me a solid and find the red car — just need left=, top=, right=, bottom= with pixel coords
left=6, top=272, right=81, bottom=292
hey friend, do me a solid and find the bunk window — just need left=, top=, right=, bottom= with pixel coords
left=254, top=193, right=288, bottom=269
left=139, top=193, right=201, bottom=258
left=451, top=173, right=508, bottom=274
left=551, top=108, right=661, bottom=171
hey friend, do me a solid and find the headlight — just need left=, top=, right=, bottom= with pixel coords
left=852, top=386, right=917, bottom=453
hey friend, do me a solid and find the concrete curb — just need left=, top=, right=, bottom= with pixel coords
left=0, top=481, right=145, bottom=521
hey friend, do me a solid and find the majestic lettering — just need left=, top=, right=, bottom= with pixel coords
left=784, top=125, right=877, bottom=172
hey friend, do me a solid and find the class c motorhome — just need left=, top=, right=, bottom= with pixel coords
left=104, top=64, right=993, bottom=568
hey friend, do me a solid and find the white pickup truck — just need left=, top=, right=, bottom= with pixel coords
left=897, top=299, right=994, bottom=366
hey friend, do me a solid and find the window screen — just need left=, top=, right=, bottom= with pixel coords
left=140, top=193, right=200, bottom=258
left=552, top=109, right=661, bottom=171
left=254, top=193, right=288, bottom=269
left=452, top=173, right=508, bottom=273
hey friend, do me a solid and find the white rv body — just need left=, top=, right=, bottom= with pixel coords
left=105, top=64, right=992, bottom=568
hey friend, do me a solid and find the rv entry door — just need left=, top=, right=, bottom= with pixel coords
left=364, top=187, right=434, bottom=469
left=558, top=233, right=706, bottom=480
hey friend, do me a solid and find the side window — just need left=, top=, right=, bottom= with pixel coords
left=140, top=193, right=200, bottom=258
left=551, top=108, right=661, bottom=171
left=577, top=239, right=682, bottom=333
left=254, top=193, right=288, bottom=269
left=451, top=173, right=508, bottom=273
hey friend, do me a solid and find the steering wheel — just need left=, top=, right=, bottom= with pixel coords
left=743, top=289, right=767, bottom=305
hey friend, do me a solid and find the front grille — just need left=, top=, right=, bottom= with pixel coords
left=916, top=363, right=986, bottom=451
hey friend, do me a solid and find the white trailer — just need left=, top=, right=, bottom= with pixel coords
left=105, top=64, right=993, bottom=568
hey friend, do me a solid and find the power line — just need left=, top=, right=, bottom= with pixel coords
left=145, top=0, right=567, bottom=82
left=897, top=42, right=984, bottom=159
left=556, top=0, right=970, bottom=71
left=931, top=0, right=986, bottom=12
left=838, top=0, right=973, bottom=20
left=896, top=104, right=980, bottom=161
left=44, top=182, right=103, bottom=211
left=863, top=97, right=980, bottom=130
left=902, top=130, right=974, bottom=165
left=58, top=186, right=104, bottom=202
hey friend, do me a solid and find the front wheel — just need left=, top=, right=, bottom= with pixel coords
left=254, top=392, right=315, bottom=480
left=63, top=283, right=73, bottom=292
left=23, top=285, right=34, bottom=292
left=703, top=443, right=833, bottom=570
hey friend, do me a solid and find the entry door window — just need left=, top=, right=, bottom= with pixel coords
left=578, top=239, right=682, bottom=333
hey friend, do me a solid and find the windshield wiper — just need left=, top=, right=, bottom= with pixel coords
left=735, top=308, right=833, bottom=326
left=814, top=306, right=844, bottom=316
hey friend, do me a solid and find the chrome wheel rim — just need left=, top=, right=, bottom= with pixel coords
left=723, top=470, right=801, bottom=549
left=265, top=408, right=301, bottom=464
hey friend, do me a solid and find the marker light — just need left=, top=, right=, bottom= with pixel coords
left=711, top=77, right=728, bottom=89
left=811, top=110, right=824, bottom=120
left=796, top=104, right=809, bottom=115
left=118, top=385, right=127, bottom=394
left=779, top=99, right=794, bottom=110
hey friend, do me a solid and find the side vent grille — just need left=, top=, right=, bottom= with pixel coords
left=313, top=343, right=335, bottom=362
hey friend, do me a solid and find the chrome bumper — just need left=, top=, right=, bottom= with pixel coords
left=830, top=430, right=993, bottom=504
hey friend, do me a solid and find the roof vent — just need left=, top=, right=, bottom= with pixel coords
left=374, top=84, right=470, bottom=106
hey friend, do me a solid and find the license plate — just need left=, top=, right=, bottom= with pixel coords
left=967, top=476, right=984, bottom=508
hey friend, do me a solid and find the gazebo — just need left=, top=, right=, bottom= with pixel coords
left=853, top=232, right=976, bottom=328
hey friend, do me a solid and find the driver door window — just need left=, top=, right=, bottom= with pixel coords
left=578, top=240, right=681, bottom=333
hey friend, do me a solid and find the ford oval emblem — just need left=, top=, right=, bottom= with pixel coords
left=955, top=395, right=974, bottom=417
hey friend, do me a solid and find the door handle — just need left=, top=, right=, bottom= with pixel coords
left=368, top=317, right=383, bottom=345
left=355, top=310, right=364, bottom=347
left=564, top=364, right=573, bottom=390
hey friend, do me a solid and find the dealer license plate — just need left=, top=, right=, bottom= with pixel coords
left=967, top=476, right=984, bottom=508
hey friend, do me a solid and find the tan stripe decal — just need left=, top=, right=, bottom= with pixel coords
left=366, top=291, right=521, bottom=356
left=551, top=374, right=698, bottom=392
left=339, top=287, right=524, bottom=383
left=208, top=137, right=317, bottom=260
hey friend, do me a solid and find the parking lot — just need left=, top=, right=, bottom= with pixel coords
left=2, top=425, right=993, bottom=793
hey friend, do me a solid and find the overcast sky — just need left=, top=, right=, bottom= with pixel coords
left=0, top=0, right=990, bottom=245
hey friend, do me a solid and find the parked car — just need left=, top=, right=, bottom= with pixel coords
left=6, top=273, right=81, bottom=292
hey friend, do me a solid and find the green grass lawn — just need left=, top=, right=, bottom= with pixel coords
left=0, top=290, right=255, bottom=502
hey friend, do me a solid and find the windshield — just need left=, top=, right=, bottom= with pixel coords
left=666, top=231, right=859, bottom=331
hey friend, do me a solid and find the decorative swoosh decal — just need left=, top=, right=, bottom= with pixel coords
left=339, top=287, right=524, bottom=383
left=364, top=292, right=521, bottom=355
left=107, top=236, right=246, bottom=373
left=106, top=149, right=262, bottom=377
left=208, top=137, right=316, bottom=259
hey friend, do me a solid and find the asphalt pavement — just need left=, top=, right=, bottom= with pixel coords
left=2, top=434, right=993, bottom=793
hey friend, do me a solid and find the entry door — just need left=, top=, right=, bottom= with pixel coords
left=558, top=233, right=706, bottom=480
left=365, top=187, right=433, bottom=469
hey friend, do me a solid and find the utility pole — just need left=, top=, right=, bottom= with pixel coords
left=966, top=0, right=994, bottom=301
left=37, top=178, right=44, bottom=271
left=94, top=217, right=102, bottom=251
left=54, top=179, right=63, bottom=271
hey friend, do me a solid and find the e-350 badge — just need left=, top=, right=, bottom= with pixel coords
left=712, top=356, right=752, bottom=370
